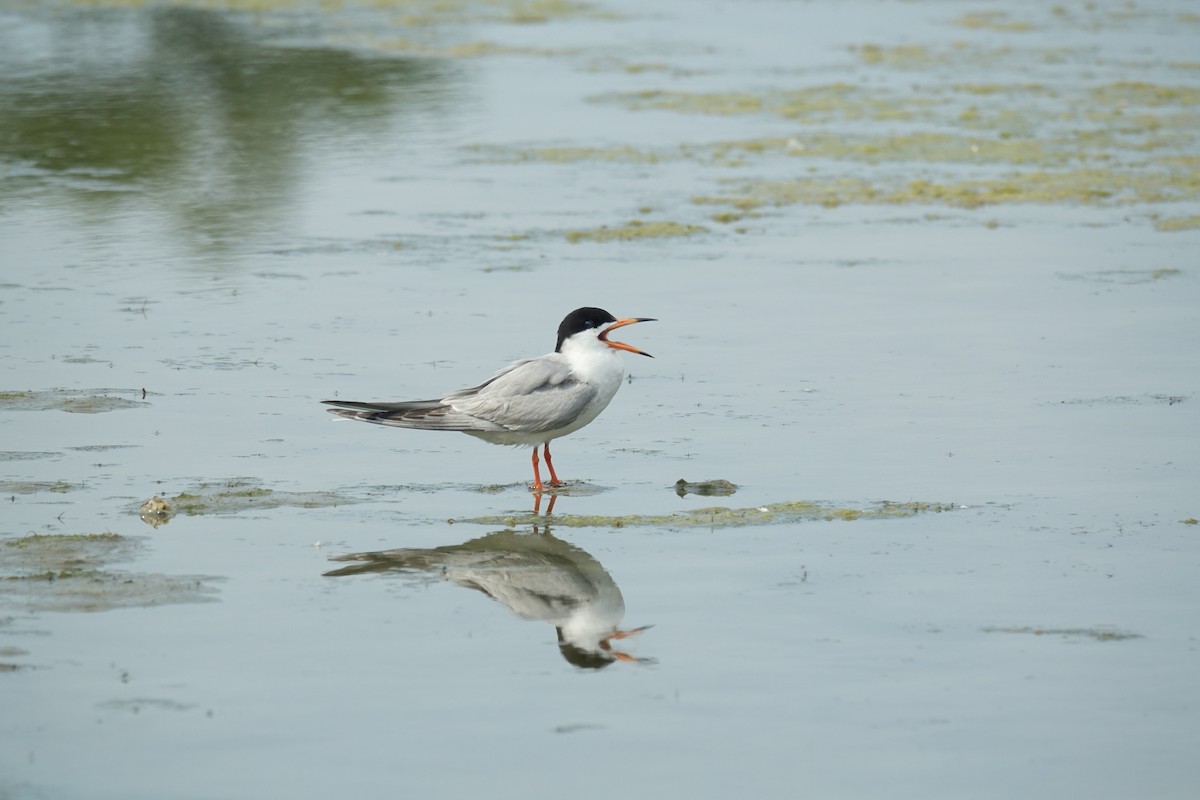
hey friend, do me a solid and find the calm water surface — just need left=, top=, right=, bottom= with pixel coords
left=2, top=1, right=1198, bottom=798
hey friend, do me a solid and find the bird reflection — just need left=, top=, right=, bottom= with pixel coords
left=324, top=529, right=652, bottom=669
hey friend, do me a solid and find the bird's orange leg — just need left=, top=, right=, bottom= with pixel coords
left=530, top=447, right=546, bottom=492
left=543, top=442, right=564, bottom=487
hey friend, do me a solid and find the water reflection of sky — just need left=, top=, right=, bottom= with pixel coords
left=0, top=5, right=457, bottom=252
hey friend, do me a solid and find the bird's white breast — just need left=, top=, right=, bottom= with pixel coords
left=555, top=336, right=626, bottom=433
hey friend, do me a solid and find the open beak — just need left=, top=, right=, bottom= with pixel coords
left=601, top=625, right=656, bottom=664
left=599, top=317, right=656, bottom=358
left=607, top=624, right=653, bottom=640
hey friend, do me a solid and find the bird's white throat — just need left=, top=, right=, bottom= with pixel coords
left=559, top=332, right=626, bottom=400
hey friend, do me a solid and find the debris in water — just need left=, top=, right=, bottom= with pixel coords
left=675, top=478, right=738, bottom=497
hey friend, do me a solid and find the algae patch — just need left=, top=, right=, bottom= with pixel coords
left=367, top=38, right=571, bottom=59
left=152, top=478, right=361, bottom=519
left=675, top=479, right=738, bottom=497
left=0, top=451, right=60, bottom=462
left=692, top=166, right=1200, bottom=211
left=99, top=697, right=196, bottom=714
left=464, top=500, right=958, bottom=529
left=982, top=626, right=1141, bottom=642
left=950, top=11, right=1035, bottom=33
left=470, top=143, right=665, bottom=164
left=383, top=0, right=616, bottom=27
left=1154, top=214, right=1200, bottom=231
left=0, top=533, right=219, bottom=613
left=600, top=84, right=934, bottom=123
left=1057, top=267, right=1182, bottom=285
left=583, top=65, right=1200, bottom=214
left=0, top=480, right=76, bottom=495
left=565, top=219, right=705, bottom=243
left=0, top=645, right=30, bottom=673
left=0, top=388, right=148, bottom=414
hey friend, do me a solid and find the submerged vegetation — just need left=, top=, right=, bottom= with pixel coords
left=0, top=533, right=219, bottom=613
left=0, top=389, right=147, bottom=414
left=152, top=478, right=361, bottom=519
left=464, top=500, right=958, bottom=529
left=1155, top=214, right=1200, bottom=231
left=476, top=71, right=1200, bottom=224
left=565, top=219, right=706, bottom=243
left=458, top=5, right=1200, bottom=228
left=982, top=626, right=1142, bottom=642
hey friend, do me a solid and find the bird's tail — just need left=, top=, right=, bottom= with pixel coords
left=322, top=399, right=444, bottom=423
left=321, top=399, right=503, bottom=432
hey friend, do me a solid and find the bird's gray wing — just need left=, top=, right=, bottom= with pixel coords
left=445, top=355, right=597, bottom=434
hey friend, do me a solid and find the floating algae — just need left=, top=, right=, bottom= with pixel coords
left=0, top=533, right=219, bottom=613
left=369, top=38, right=573, bottom=59
left=692, top=166, right=1200, bottom=211
left=384, top=0, right=616, bottom=27
left=581, top=64, right=1200, bottom=214
left=0, top=388, right=148, bottom=414
left=852, top=43, right=936, bottom=68
left=0, top=451, right=60, bottom=462
left=674, top=479, right=738, bottom=497
left=1155, top=214, right=1200, bottom=231
left=0, top=645, right=30, bottom=673
left=950, top=11, right=1035, bottom=33
left=982, top=626, right=1142, bottom=642
left=0, top=480, right=76, bottom=495
left=56, top=395, right=143, bottom=414
left=463, top=500, right=958, bottom=529
left=149, top=478, right=361, bottom=520
left=481, top=63, right=1200, bottom=219
left=469, top=143, right=665, bottom=164
left=1057, top=267, right=1183, bottom=285
left=565, top=219, right=706, bottom=243
left=599, top=84, right=936, bottom=123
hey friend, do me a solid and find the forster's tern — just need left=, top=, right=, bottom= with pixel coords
left=322, top=307, right=655, bottom=490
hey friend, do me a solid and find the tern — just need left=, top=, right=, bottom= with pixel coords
left=322, top=307, right=655, bottom=491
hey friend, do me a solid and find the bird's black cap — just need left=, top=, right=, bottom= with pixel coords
left=555, top=307, right=618, bottom=352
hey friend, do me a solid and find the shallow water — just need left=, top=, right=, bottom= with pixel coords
left=2, top=1, right=1199, bottom=798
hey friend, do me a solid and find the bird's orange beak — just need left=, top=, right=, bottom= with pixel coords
left=599, top=317, right=656, bottom=358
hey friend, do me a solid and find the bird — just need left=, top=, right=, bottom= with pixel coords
left=322, top=307, right=655, bottom=491
left=323, top=530, right=653, bottom=668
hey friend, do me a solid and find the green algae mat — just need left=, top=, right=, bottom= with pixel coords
left=463, top=500, right=960, bottom=529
